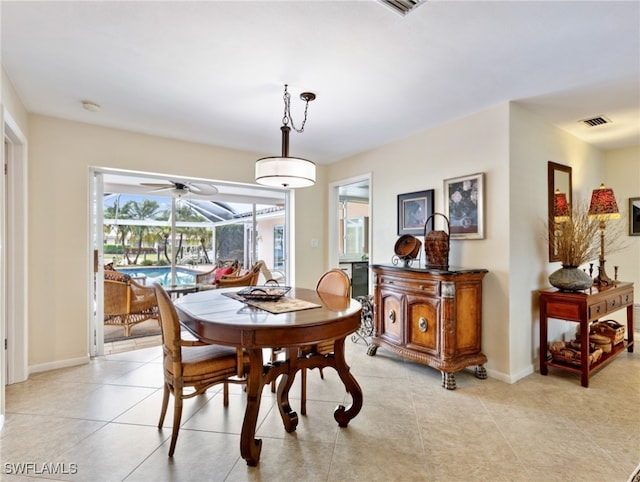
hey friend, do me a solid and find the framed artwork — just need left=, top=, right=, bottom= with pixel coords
left=397, top=189, right=434, bottom=235
left=630, top=197, right=640, bottom=236
left=443, top=172, right=485, bottom=239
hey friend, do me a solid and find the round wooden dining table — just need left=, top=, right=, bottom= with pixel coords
left=174, top=287, right=363, bottom=466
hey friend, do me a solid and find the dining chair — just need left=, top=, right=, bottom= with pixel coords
left=300, top=268, right=351, bottom=415
left=153, top=283, right=248, bottom=457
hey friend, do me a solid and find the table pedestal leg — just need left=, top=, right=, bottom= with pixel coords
left=276, top=348, right=299, bottom=433
left=240, top=348, right=265, bottom=466
left=332, top=337, right=363, bottom=427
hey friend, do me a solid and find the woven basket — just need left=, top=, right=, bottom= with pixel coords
left=549, top=340, right=602, bottom=366
left=588, top=333, right=612, bottom=353
left=394, top=234, right=422, bottom=259
left=590, top=320, right=625, bottom=346
left=423, top=213, right=450, bottom=270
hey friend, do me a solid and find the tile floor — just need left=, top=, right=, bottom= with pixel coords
left=2, top=337, right=639, bottom=482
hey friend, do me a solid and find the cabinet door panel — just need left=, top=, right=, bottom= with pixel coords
left=454, top=283, right=482, bottom=353
left=406, top=295, right=439, bottom=355
left=379, top=290, right=403, bottom=344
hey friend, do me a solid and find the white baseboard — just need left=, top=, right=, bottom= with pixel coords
left=462, top=364, right=534, bottom=384
left=29, top=355, right=90, bottom=375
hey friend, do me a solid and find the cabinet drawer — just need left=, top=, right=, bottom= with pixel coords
left=378, top=275, right=439, bottom=296
left=589, top=301, right=607, bottom=319
left=621, top=290, right=633, bottom=305
left=606, top=295, right=622, bottom=312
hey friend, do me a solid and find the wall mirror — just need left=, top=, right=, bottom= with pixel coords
left=548, top=161, right=572, bottom=262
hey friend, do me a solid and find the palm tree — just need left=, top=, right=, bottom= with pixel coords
left=104, top=198, right=132, bottom=263
left=195, top=228, right=213, bottom=264
left=175, top=202, right=210, bottom=264
left=121, top=199, right=162, bottom=265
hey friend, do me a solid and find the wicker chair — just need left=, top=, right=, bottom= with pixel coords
left=104, top=275, right=159, bottom=337
left=195, top=259, right=240, bottom=291
left=154, top=284, right=247, bottom=456
left=215, top=260, right=264, bottom=288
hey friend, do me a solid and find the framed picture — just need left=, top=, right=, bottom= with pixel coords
left=443, top=172, right=485, bottom=239
left=397, top=189, right=434, bottom=235
left=630, top=197, right=640, bottom=236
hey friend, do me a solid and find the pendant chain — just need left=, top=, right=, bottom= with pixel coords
left=281, top=84, right=311, bottom=133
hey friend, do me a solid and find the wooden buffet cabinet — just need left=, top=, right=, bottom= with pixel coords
left=539, top=282, right=634, bottom=387
left=367, top=264, right=488, bottom=389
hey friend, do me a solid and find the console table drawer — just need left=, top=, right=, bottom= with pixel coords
left=589, top=301, right=608, bottom=319
left=606, top=295, right=622, bottom=311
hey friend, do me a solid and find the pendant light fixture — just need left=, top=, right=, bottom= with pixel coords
left=255, top=84, right=316, bottom=188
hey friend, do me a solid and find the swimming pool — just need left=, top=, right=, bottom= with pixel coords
left=117, top=266, right=200, bottom=286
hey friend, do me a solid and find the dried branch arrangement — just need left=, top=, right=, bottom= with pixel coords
left=553, top=201, right=600, bottom=267
left=546, top=200, right=627, bottom=268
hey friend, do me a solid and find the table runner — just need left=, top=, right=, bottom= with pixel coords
left=224, top=291, right=321, bottom=314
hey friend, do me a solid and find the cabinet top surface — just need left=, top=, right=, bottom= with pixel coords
left=371, top=264, right=488, bottom=275
left=539, top=281, right=633, bottom=298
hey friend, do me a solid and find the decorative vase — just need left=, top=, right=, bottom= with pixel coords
left=549, top=266, right=593, bottom=292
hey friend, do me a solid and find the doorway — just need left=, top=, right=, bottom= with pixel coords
left=328, top=174, right=372, bottom=295
left=90, top=168, right=291, bottom=356
left=1, top=108, right=29, bottom=400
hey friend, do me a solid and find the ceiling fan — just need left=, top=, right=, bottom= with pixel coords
left=140, top=180, right=219, bottom=198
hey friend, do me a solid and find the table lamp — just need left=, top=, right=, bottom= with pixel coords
left=588, top=183, right=620, bottom=285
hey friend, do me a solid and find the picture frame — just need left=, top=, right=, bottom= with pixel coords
left=630, top=197, right=640, bottom=236
left=443, top=172, right=485, bottom=239
left=397, top=189, right=434, bottom=235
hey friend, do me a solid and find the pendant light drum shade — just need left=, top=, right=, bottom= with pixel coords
left=255, top=85, right=317, bottom=189
left=255, top=156, right=316, bottom=188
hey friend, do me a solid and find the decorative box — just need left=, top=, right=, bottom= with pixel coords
left=549, top=340, right=603, bottom=367
left=590, top=320, right=625, bottom=346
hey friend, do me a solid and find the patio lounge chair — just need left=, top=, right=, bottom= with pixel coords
left=104, top=271, right=159, bottom=337
left=195, top=259, right=240, bottom=291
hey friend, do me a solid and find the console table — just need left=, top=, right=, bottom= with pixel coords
left=539, top=282, right=634, bottom=387
left=367, top=264, right=488, bottom=389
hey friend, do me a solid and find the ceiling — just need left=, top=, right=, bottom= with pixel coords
left=2, top=1, right=639, bottom=164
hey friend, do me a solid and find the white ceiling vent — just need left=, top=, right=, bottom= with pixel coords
left=580, top=115, right=611, bottom=127
left=379, top=0, right=426, bottom=16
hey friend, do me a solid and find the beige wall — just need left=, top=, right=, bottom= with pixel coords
left=604, top=146, right=640, bottom=309
left=328, top=103, right=513, bottom=379
left=27, top=115, right=326, bottom=367
left=509, top=103, right=607, bottom=376
left=328, top=102, right=639, bottom=382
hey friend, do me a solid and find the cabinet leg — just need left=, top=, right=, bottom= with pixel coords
left=366, top=345, right=378, bottom=356
left=475, top=365, right=487, bottom=379
left=441, top=371, right=456, bottom=390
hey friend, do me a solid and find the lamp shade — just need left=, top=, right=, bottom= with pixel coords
left=255, top=156, right=316, bottom=188
left=553, top=189, right=570, bottom=221
left=588, top=183, right=621, bottom=220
